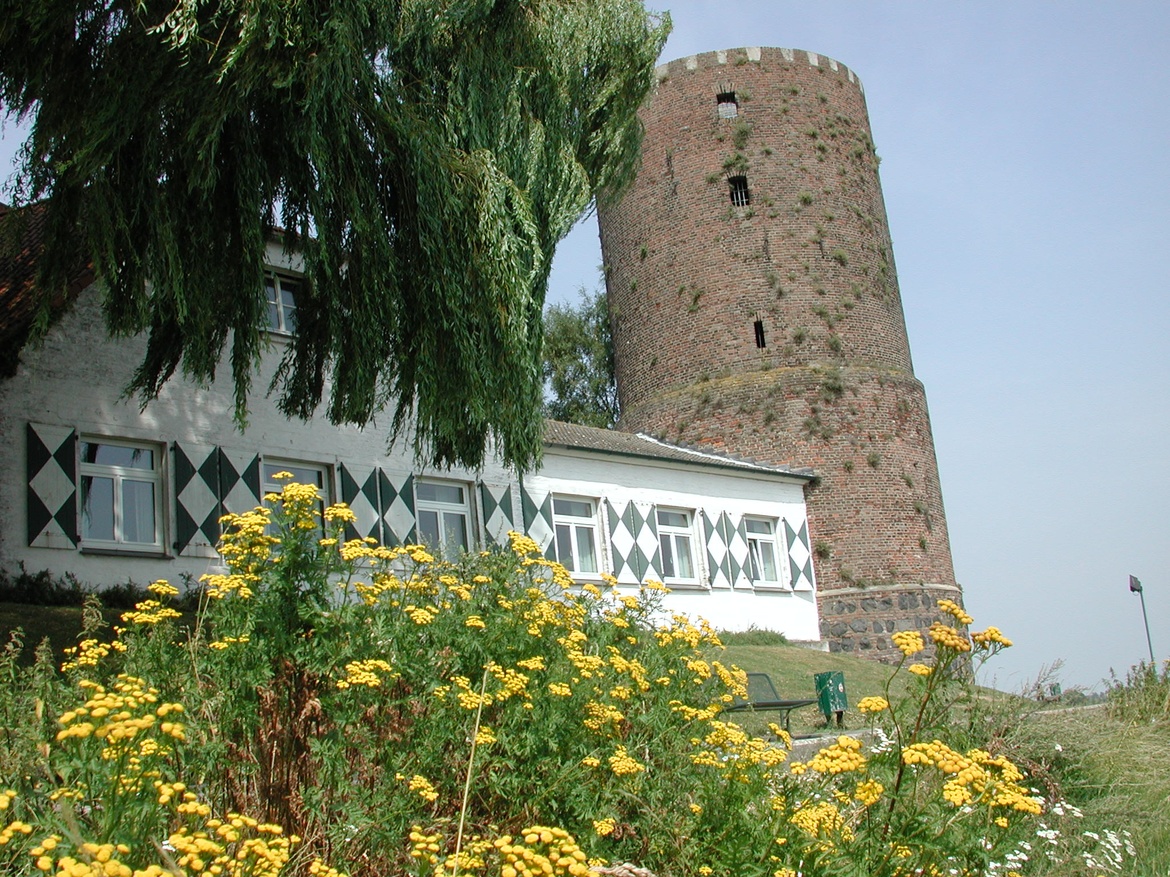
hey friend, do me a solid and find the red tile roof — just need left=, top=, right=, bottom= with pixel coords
left=0, top=202, right=94, bottom=375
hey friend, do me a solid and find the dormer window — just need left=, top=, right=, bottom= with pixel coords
left=265, top=273, right=301, bottom=334
left=716, top=91, right=738, bottom=119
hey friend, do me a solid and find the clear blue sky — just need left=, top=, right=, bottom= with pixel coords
left=2, top=2, right=1166, bottom=690
left=545, top=1, right=1170, bottom=691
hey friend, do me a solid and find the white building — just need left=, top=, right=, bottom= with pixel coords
left=0, top=208, right=821, bottom=641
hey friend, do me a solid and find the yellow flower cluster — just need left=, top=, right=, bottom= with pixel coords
left=487, top=662, right=532, bottom=703
left=690, top=720, right=788, bottom=778
left=474, top=725, right=497, bottom=745
left=409, top=826, right=442, bottom=862
left=60, top=638, right=114, bottom=672
left=928, top=622, right=971, bottom=652
left=608, top=745, right=646, bottom=776
left=1, top=816, right=33, bottom=846
left=465, top=615, right=486, bottom=629
left=322, top=502, right=357, bottom=524
left=147, top=579, right=179, bottom=598
left=857, top=696, right=889, bottom=714
left=495, top=826, right=590, bottom=877
left=583, top=701, right=625, bottom=733
left=336, top=659, right=397, bottom=690
left=907, top=664, right=933, bottom=677
left=308, top=860, right=347, bottom=877
left=57, top=677, right=185, bottom=748
left=592, top=818, right=616, bottom=837
left=34, top=841, right=132, bottom=877
left=205, top=507, right=278, bottom=598
left=796, top=736, right=866, bottom=776
left=404, top=605, right=437, bottom=625
left=168, top=813, right=296, bottom=876
left=891, top=630, right=925, bottom=657
left=788, top=801, right=853, bottom=842
left=402, top=774, right=439, bottom=803
left=208, top=635, right=249, bottom=651
left=902, top=740, right=1041, bottom=815
left=937, top=598, right=974, bottom=626
left=548, top=682, right=572, bottom=697
left=854, top=779, right=884, bottom=807
left=121, top=599, right=182, bottom=626
left=971, top=626, right=1013, bottom=648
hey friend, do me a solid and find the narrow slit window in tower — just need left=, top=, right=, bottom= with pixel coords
left=754, top=320, right=766, bottom=348
left=716, top=91, right=738, bottom=119
left=729, top=175, right=751, bottom=207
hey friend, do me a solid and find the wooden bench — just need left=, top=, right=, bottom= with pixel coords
left=722, top=672, right=817, bottom=735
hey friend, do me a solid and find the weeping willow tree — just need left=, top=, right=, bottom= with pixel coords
left=0, top=0, right=668, bottom=472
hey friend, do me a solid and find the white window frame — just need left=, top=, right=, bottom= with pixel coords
left=78, top=437, right=165, bottom=553
left=415, top=479, right=473, bottom=560
left=265, top=272, right=302, bottom=335
left=552, top=495, right=601, bottom=577
left=745, top=516, right=786, bottom=589
left=656, top=507, right=699, bottom=586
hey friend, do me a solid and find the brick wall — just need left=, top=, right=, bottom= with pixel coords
left=598, top=47, right=963, bottom=659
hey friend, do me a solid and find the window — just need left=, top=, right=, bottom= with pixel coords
left=754, top=319, right=766, bottom=348
left=716, top=91, right=738, bottom=119
left=553, top=496, right=599, bottom=575
left=79, top=438, right=164, bottom=551
left=416, top=480, right=471, bottom=560
left=265, top=273, right=301, bottom=334
left=657, top=508, right=696, bottom=582
left=745, top=517, right=783, bottom=586
left=262, top=460, right=329, bottom=531
left=728, top=175, right=751, bottom=207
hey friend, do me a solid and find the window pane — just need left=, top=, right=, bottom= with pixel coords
left=745, top=518, right=773, bottom=535
left=80, top=476, right=115, bottom=541
left=673, top=534, right=693, bottom=579
left=555, top=524, right=575, bottom=571
left=265, top=277, right=281, bottom=331
left=554, top=498, right=593, bottom=518
left=760, top=542, right=778, bottom=581
left=264, top=463, right=323, bottom=488
left=657, top=509, right=688, bottom=529
left=80, top=442, right=154, bottom=470
left=659, top=534, right=675, bottom=578
left=576, top=525, right=598, bottom=573
left=748, top=541, right=762, bottom=580
left=443, top=512, right=469, bottom=555
left=418, top=510, right=440, bottom=548
left=416, top=482, right=465, bottom=504
left=122, top=480, right=157, bottom=544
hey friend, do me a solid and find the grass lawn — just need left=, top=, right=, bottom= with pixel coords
left=718, top=636, right=912, bottom=737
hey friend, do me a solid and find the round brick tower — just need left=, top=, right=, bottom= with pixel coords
left=597, top=47, right=962, bottom=659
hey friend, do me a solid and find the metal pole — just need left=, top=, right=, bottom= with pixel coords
left=1130, top=575, right=1156, bottom=664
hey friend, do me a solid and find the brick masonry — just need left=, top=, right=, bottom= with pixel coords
left=598, top=47, right=963, bottom=660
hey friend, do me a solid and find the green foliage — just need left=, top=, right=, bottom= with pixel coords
left=0, top=0, right=669, bottom=473
left=1107, top=659, right=1170, bottom=723
left=720, top=627, right=789, bottom=647
left=542, top=287, right=619, bottom=429
left=0, top=485, right=1149, bottom=876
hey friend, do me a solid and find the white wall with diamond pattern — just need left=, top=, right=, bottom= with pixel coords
left=1, top=281, right=820, bottom=644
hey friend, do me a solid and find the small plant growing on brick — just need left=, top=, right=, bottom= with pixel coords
left=867, top=451, right=882, bottom=468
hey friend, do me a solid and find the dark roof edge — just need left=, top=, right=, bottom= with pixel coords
left=541, top=421, right=817, bottom=481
